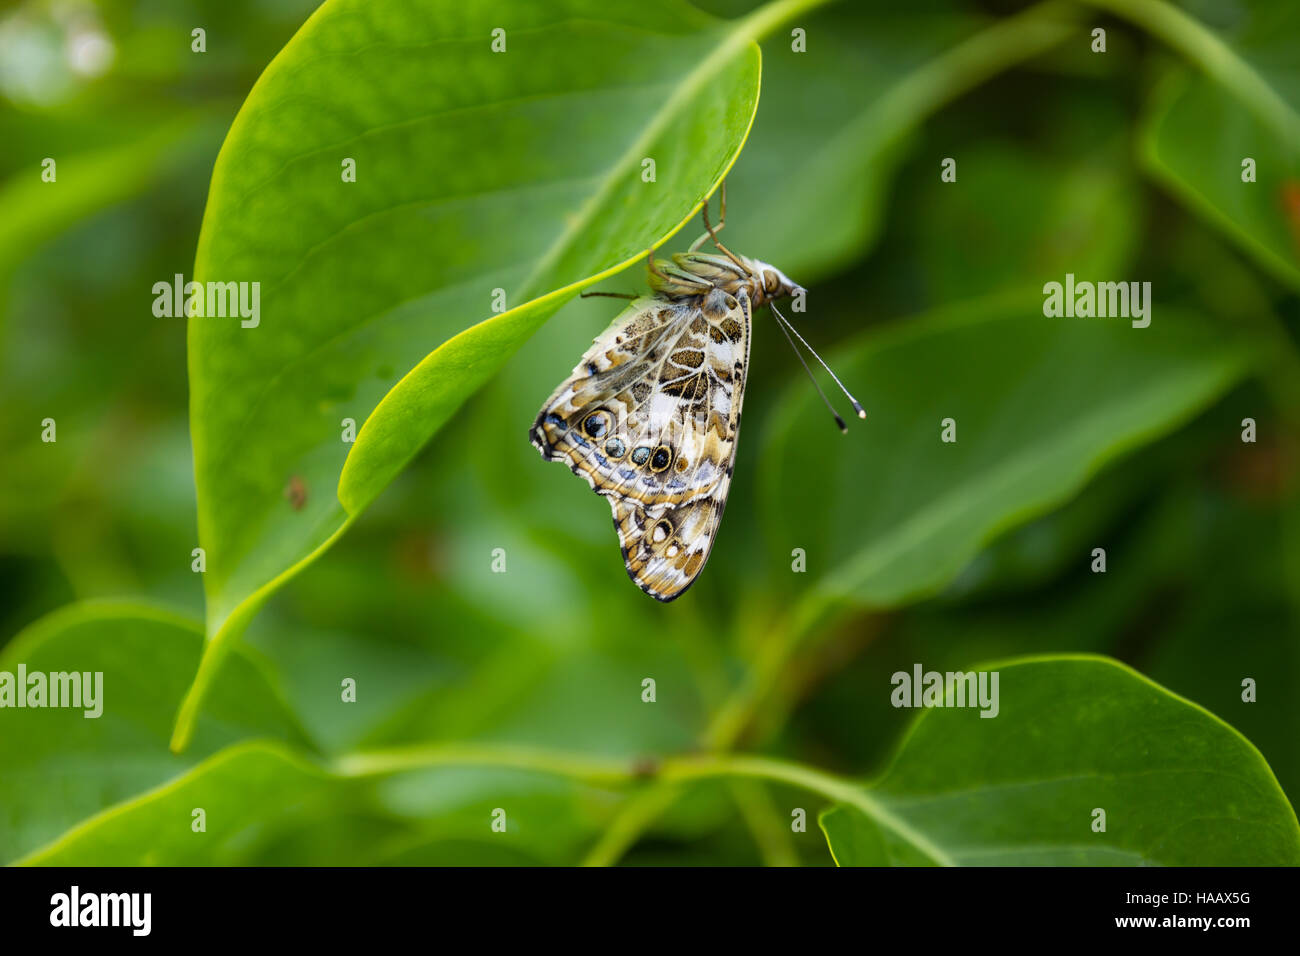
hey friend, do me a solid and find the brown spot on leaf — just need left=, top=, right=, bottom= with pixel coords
left=284, top=475, right=308, bottom=511
left=631, top=755, right=661, bottom=779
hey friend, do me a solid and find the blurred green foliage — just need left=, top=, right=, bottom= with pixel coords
left=1, top=0, right=1298, bottom=865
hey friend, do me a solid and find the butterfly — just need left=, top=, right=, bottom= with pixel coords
left=530, top=186, right=863, bottom=602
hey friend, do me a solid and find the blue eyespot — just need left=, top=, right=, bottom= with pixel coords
left=631, top=446, right=651, bottom=466
left=604, top=437, right=626, bottom=459
left=583, top=411, right=611, bottom=440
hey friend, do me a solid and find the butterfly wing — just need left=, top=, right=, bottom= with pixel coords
left=530, top=288, right=751, bottom=601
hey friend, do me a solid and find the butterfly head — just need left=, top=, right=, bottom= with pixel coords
left=746, top=258, right=803, bottom=308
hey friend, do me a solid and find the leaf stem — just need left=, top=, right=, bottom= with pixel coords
left=581, top=785, right=687, bottom=867
left=728, top=779, right=801, bottom=866
left=169, top=515, right=356, bottom=753
left=334, top=744, right=635, bottom=786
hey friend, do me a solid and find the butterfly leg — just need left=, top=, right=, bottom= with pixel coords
left=688, top=180, right=728, bottom=252
left=694, top=182, right=747, bottom=271
left=646, top=247, right=670, bottom=282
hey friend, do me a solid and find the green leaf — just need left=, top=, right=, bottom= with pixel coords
left=819, top=656, right=1300, bottom=866
left=761, top=303, right=1249, bottom=611
left=1144, top=71, right=1300, bottom=289
left=18, top=741, right=335, bottom=866
left=178, top=0, right=830, bottom=748
left=188, top=0, right=774, bottom=632
left=1118, top=0, right=1300, bottom=287
left=1133, top=484, right=1300, bottom=805
left=0, top=601, right=306, bottom=864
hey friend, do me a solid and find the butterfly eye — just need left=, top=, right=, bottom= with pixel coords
left=650, top=446, right=673, bottom=472
left=603, top=437, right=626, bottom=459
left=583, top=411, right=611, bottom=439
left=630, top=446, right=651, bottom=466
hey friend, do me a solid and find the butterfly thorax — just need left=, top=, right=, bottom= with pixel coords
left=648, top=252, right=802, bottom=308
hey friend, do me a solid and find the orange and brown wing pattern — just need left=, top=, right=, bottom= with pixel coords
left=530, top=288, right=752, bottom=601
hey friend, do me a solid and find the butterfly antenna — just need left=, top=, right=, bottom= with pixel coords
left=770, top=301, right=866, bottom=420
left=770, top=303, right=847, bottom=433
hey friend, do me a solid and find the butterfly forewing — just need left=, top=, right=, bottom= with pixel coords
left=531, top=288, right=752, bottom=601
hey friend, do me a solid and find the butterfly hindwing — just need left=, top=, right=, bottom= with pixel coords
left=531, top=287, right=752, bottom=601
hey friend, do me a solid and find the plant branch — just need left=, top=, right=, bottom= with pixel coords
left=334, top=743, right=952, bottom=866
left=728, top=779, right=801, bottom=866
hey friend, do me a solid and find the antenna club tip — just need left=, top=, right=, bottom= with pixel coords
left=834, top=415, right=848, bottom=433
left=856, top=408, right=867, bottom=419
